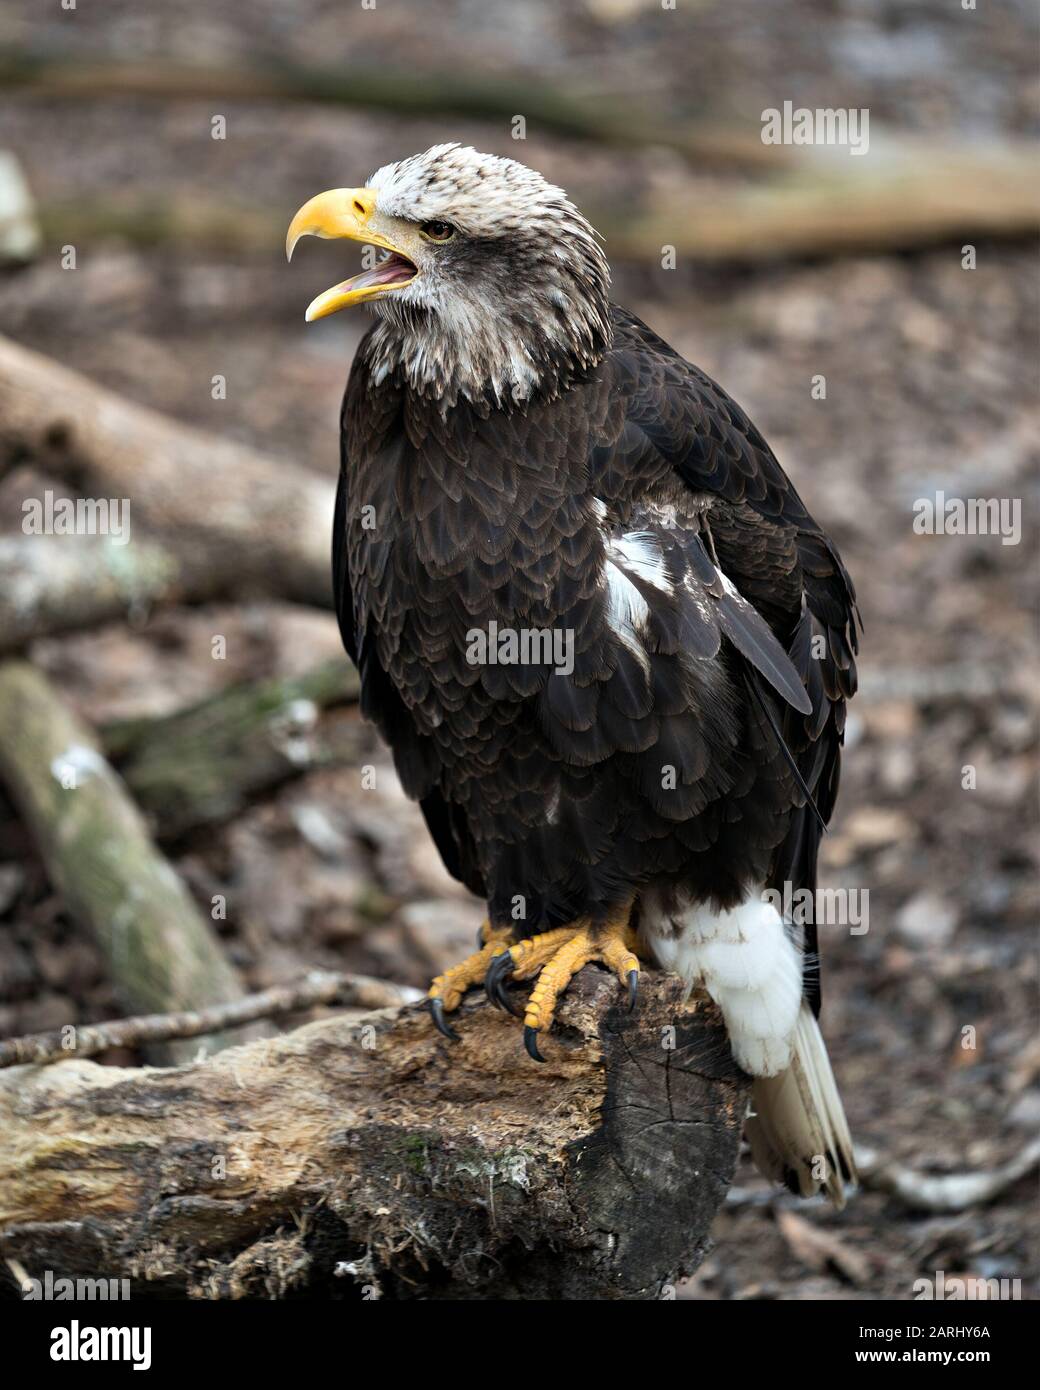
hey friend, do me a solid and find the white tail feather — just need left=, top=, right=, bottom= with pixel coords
left=746, top=1002, right=856, bottom=1208
left=642, top=889, right=856, bottom=1208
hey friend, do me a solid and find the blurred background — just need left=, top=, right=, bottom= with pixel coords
left=0, top=0, right=1036, bottom=1299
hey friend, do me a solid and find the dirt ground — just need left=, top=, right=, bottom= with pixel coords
left=0, top=0, right=1036, bottom=1299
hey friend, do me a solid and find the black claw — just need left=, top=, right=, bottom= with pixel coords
left=627, top=968, right=639, bottom=1011
left=524, top=1026, right=546, bottom=1062
left=485, top=951, right=522, bottom=1015
left=428, top=997, right=460, bottom=1042
left=475, top=923, right=487, bottom=950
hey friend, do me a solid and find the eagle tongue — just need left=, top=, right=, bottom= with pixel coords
left=346, top=255, right=414, bottom=292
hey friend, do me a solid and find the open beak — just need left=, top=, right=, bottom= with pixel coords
left=285, top=187, right=417, bottom=321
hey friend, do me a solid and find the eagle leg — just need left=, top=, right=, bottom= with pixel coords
left=475, top=919, right=499, bottom=949
left=517, top=907, right=640, bottom=1062
left=427, top=922, right=513, bottom=1039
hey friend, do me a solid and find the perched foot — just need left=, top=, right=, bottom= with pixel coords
left=427, top=921, right=512, bottom=1040
left=487, top=905, right=640, bottom=1061
left=484, top=924, right=589, bottom=1014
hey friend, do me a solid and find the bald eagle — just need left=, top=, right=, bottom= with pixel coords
left=288, top=144, right=858, bottom=1204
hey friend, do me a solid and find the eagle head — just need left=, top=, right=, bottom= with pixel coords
left=287, top=144, right=611, bottom=406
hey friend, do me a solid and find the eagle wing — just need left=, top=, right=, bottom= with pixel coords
left=599, top=309, right=860, bottom=1011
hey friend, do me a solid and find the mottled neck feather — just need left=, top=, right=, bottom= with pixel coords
left=363, top=243, right=612, bottom=409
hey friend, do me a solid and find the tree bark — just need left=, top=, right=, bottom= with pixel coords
left=0, top=660, right=255, bottom=1060
left=0, top=972, right=750, bottom=1300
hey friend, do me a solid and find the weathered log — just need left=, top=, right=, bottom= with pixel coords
left=0, top=335, right=335, bottom=622
left=0, top=971, right=420, bottom=1067
left=21, top=141, right=1040, bottom=267
left=0, top=532, right=186, bottom=655
left=607, top=139, right=1040, bottom=261
left=0, top=660, right=255, bottom=1060
left=0, top=49, right=781, bottom=172
left=101, top=660, right=363, bottom=839
left=0, top=971, right=749, bottom=1300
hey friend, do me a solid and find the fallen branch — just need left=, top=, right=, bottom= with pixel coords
left=858, top=662, right=1025, bottom=704
left=0, top=532, right=187, bottom=654
left=0, top=660, right=254, bottom=1061
left=0, top=49, right=779, bottom=171
left=24, top=140, right=1040, bottom=267
left=0, top=970, right=420, bottom=1067
left=0, top=970, right=748, bottom=1299
left=101, top=660, right=363, bottom=839
left=855, top=1139, right=1040, bottom=1214
left=608, top=140, right=1040, bottom=262
left=0, top=335, right=336, bottom=637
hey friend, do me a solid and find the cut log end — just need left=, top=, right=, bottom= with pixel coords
left=0, top=968, right=749, bottom=1300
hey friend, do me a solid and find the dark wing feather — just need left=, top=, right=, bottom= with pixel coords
left=607, top=308, right=859, bottom=1013
left=418, top=786, right=486, bottom=898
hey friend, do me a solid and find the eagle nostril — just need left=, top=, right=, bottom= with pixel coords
left=353, top=198, right=367, bottom=219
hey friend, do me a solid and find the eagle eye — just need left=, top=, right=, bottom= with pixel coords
left=419, top=220, right=456, bottom=243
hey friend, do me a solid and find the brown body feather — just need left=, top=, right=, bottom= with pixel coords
left=335, top=306, right=859, bottom=977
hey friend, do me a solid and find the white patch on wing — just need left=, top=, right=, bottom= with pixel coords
left=645, top=501, right=679, bottom=530
left=681, top=572, right=715, bottom=625
left=606, top=532, right=671, bottom=592
left=604, top=559, right=650, bottom=641
left=716, top=566, right=742, bottom=599
left=599, top=529, right=678, bottom=670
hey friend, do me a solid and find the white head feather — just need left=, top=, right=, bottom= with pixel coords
left=361, top=144, right=612, bottom=407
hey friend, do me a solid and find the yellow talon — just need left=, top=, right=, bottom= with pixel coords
left=506, top=925, right=591, bottom=980
left=518, top=904, right=640, bottom=1061
left=427, top=922, right=511, bottom=1012
left=426, top=905, right=641, bottom=1055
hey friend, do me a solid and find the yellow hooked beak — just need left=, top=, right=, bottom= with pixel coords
left=285, top=187, right=418, bottom=321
